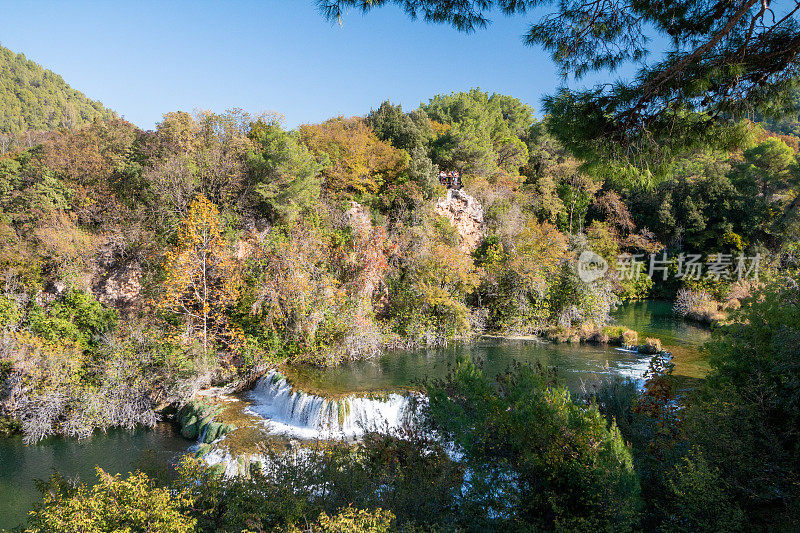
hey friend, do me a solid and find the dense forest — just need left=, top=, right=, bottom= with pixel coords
left=1, top=46, right=800, bottom=530
left=0, top=46, right=113, bottom=137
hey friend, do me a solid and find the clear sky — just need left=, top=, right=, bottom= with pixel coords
left=0, top=1, right=625, bottom=130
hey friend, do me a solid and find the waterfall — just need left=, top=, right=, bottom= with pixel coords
left=245, top=371, right=412, bottom=439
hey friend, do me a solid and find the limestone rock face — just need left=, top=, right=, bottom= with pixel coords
left=235, top=239, right=254, bottom=261
left=344, top=200, right=371, bottom=236
left=435, top=189, right=485, bottom=251
left=92, top=260, right=143, bottom=309
left=89, top=239, right=144, bottom=310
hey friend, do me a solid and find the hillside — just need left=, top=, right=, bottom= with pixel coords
left=0, top=45, right=114, bottom=133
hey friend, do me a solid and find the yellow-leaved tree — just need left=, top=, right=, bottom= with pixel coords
left=159, top=194, right=241, bottom=356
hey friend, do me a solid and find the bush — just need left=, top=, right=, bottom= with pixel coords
left=26, top=469, right=195, bottom=533
left=659, top=450, right=745, bottom=532
left=426, top=358, right=642, bottom=530
left=602, top=326, right=639, bottom=347
left=680, top=272, right=800, bottom=528
left=673, top=288, right=725, bottom=325
left=27, top=290, right=118, bottom=349
left=295, top=507, right=395, bottom=533
left=639, top=337, right=662, bottom=354
left=2, top=325, right=172, bottom=442
left=622, top=328, right=639, bottom=347
left=0, top=295, right=21, bottom=328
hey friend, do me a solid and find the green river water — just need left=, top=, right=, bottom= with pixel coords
left=0, top=301, right=710, bottom=530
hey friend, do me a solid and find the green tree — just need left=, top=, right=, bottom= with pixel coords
left=367, top=102, right=439, bottom=198
left=366, top=100, right=433, bottom=153
left=474, top=218, right=570, bottom=333
left=296, top=507, right=395, bottom=533
left=680, top=271, right=800, bottom=528
left=387, top=237, right=479, bottom=341
left=426, top=358, right=642, bottom=530
left=659, top=450, right=746, bottom=532
left=423, top=89, right=533, bottom=175
left=320, top=1, right=800, bottom=171
left=741, top=137, right=798, bottom=197
left=0, top=157, right=21, bottom=206
left=556, top=172, right=599, bottom=234
left=247, top=118, right=323, bottom=224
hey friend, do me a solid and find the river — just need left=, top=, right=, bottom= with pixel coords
left=0, top=300, right=710, bottom=529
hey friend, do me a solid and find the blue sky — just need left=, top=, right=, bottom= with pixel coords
left=0, top=1, right=630, bottom=130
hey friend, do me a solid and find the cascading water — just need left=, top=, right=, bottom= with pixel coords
left=244, top=371, right=412, bottom=439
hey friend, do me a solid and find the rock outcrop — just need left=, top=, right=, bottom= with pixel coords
left=344, top=200, right=372, bottom=236
left=90, top=240, right=144, bottom=310
left=435, top=189, right=485, bottom=251
left=93, top=261, right=143, bottom=309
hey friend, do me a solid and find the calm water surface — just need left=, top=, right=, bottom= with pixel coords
left=612, top=299, right=711, bottom=381
left=286, top=300, right=712, bottom=394
left=0, top=301, right=710, bottom=529
left=0, top=424, right=188, bottom=530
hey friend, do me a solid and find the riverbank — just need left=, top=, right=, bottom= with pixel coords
left=170, top=301, right=706, bottom=447
left=0, top=301, right=710, bottom=528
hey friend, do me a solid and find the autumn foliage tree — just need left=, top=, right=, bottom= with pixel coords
left=42, top=118, right=138, bottom=226
left=300, top=117, right=408, bottom=202
left=159, top=194, right=241, bottom=356
left=26, top=468, right=195, bottom=533
left=248, top=210, right=392, bottom=365
left=475, top=218, right=570, bottom=333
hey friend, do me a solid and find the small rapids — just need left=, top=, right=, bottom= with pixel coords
left=243, top=371, right=412, bottom=439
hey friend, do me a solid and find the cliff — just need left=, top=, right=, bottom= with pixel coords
left=435, top=189, right=485, bottom=251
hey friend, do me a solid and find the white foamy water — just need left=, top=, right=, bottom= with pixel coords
left=614, top=356, right=653, bottom=385
left=244, top=371, right=412, bottom=439
left=612, top=349, right=672, bottom=387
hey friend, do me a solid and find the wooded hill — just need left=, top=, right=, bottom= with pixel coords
left=0, top=45, right=114, bottom=134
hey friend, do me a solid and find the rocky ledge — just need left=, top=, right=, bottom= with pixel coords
left=435, top=189, right=485, bottom=251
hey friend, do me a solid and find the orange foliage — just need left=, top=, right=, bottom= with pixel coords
left=429, top=119, right=451, bottom=137
left=33, top=212, right=99, bottom=286
left=510, top=219, right=569, bottom=293
left=158, top=195, right=241, bottom=355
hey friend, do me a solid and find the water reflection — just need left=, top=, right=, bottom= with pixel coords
left=285, top=301, right=711, bottom=395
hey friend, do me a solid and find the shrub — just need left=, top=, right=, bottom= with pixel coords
left=26, top=468, right=195, bottom=533
left=659, top=450, right=745, bottom=532
left=639, top=337, right=662, bottom=354
left=0, top=295, right=21, bottom=328
left=622, top=328, right=639, bottom=347
left=681, top=272, right=800, bottom=528
left=297, top=507, right=395, bottom=533
left=27, top=289, right=118, bottom=349
left=426, top=358, right=642, bottom=530
left=674, top=288, right=726, bottom=325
